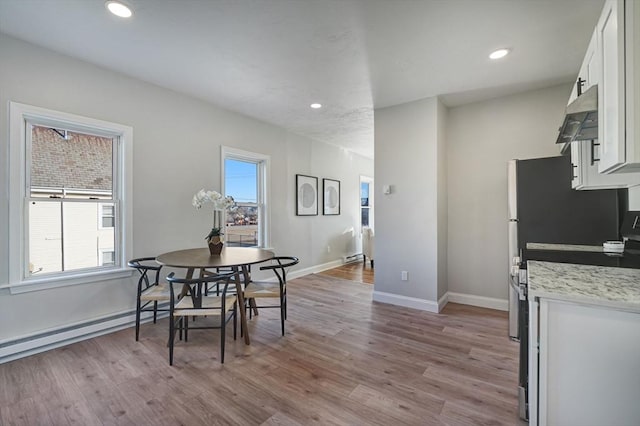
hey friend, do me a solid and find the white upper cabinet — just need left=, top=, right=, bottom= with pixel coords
left=569, top=27, right=640, bottom=189
left=571, top=139, right=640, bottom=189
left=598, top=0, right=640, bottom=173
left=568, top=30, right=599, bottom=105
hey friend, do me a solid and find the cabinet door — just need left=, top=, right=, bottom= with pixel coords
left=567, top=30, right=597, bottom=107
left=584, top=29, right=599, bottom=90
left=627, top=0, right=640, bottom=168
left=579, top=139, right=640, bottom=189
left=598, top=0, right=626, bottom=173
left=528, top=298, right=539, bottom=426
left=539, top=300, right=640, bottom=425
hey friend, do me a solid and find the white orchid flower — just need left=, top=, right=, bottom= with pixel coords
left=192, top=189, right=236, bottom=211
left=192, top=194, right=202, bottom=209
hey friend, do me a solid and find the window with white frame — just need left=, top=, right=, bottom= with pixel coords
left=221, top=146, right=270, bottom=248
left=360, top=176, right=374, bottom=231
left=9, top=102, right=132, bottom=291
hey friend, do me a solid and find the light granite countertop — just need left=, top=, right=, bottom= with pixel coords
left=526, top=243, right=603, bottom=252
left=527, top=260, right=640, bottom=313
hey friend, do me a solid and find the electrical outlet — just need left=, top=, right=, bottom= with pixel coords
left=401, top=271, right=408, bottom=281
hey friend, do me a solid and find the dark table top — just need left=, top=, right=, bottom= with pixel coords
left=156, top=247, right=274, bottom=269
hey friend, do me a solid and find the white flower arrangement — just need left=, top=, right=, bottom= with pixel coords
left=192, top=189, right=235, bottom=211
left=192, top=189, right=236, bottom=241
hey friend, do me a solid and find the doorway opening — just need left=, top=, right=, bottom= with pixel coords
left=320, top=176, right=375, bottom=284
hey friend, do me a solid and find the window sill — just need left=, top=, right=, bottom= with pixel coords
left=8, top=268, right=133, bottom=294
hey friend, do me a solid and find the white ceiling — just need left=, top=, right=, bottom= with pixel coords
left=0, top=0, right=605, bottom=158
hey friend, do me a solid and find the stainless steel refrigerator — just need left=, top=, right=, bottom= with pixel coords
left=507, top=155, right=623, bottom=340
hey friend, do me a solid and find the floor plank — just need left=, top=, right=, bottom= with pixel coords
left=0, top=274, right=521, bottom=425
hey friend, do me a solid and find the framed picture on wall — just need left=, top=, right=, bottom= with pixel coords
left=323, top=178, right=340, bottom=215
left=296, top=174, right=318, bottom=216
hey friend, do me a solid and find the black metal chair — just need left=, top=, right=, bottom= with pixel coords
left=166, top=270, right=240, bottom=365
left=243, top=256, right=299, bottom=335
left=128, top=257, right=171, bottom=341
left=201, top=267, right=240, bottom=296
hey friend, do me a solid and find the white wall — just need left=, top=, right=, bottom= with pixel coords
left=373, top=97, right=447, bottom=311
left=629, top=187, right=640, bottom=209
left=446, top=84, right=570, bottom=301
left=0, top=34, right=372, bottom=345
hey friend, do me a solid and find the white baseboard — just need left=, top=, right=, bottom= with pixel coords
left=0, top=309, right=167, bottom=364
left=371, top=290, right=506, bottom=313
left=437, top=292, right=449, bottom=312
left=447, top=292, right=508, bottom=311
left=287, top=259, right=343, bottom=280
left=372, top=291, right=446, bottom=313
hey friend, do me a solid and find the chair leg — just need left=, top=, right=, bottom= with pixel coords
left=185, top=316, right=189, bottom=342
left=280, top=293, right=286, bottom=336
left=239, top=302, right=244, bottom=338
left=153, top=301, right=158, bottom=323
left=233, top=303, right=237, bottom=340
left=221, top=314, right=226, bottom=364
left=135, top=297, right=142, bottom=341
left=284, top=292, right=287, bottom=320
left=169, top=317, right=175, bottom=366
left=280, top=296, right=285, bottom=336
left=371, top=259, right=374, bottom=268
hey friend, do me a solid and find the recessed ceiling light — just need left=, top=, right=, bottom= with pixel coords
left=489, top=48, right=510, bottom=60
left=310, top=103, right=322, bottom=109
left=105, top=1, right=133, bottom=18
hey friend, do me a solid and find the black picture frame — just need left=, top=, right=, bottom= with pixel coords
left=296, top=174, right=318, bottom=216
left=323, top=178, right=341, bottom=215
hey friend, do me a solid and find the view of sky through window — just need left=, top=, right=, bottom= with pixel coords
left=225, top=158, right=257, bottom=203
left=361, top=182, right=369, bottom=206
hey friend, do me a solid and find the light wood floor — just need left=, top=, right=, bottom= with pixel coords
left=0, top=274, right=521, bottom=425
left=318, top=260, right=374, bottom=284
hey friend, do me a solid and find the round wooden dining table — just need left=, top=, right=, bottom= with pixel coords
left=156, top=247, right=275, bottom=345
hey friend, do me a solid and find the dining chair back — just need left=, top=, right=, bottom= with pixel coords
left=362, top=226, right=374, bottom=268
left=201, top=267, right=244, bottom=296
left=243, top=256, right=299, bottom=335
left=128, top=257, right=171, bottom=341
left=166, top=270, right=241, bottom=365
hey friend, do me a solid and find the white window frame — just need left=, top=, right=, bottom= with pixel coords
left=221, top=146, right=270, bottom=248
left=360, top=175, right=374, bottom=232
left=8, top=102, right=133, bottom=294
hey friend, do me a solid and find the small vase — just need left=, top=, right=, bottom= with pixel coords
left=208, top=236, right=224, bottom=255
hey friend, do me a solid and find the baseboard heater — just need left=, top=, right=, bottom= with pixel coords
left=0, top=305, right=169, bottom=364
left=344, top=253, right=364, bottom=264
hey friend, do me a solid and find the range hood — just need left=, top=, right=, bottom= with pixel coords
left=556, top=84, right=598, bottom=145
